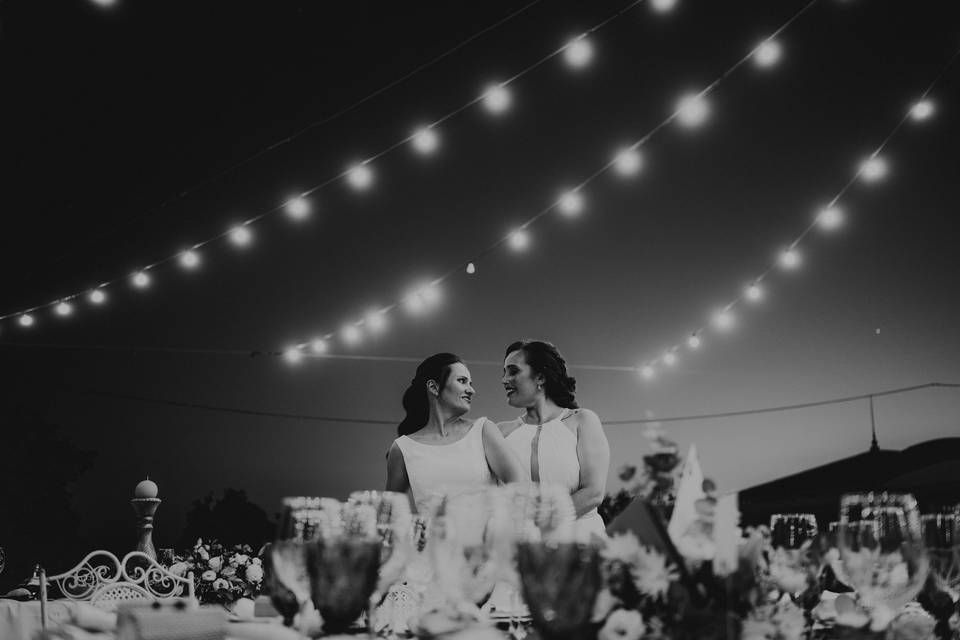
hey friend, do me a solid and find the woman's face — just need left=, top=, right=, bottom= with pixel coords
left=502, top=349, right=542, bottom=408
left=434, top=362, right=474, bottom=415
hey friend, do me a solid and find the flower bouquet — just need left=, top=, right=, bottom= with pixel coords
left=169, top=539, right=263, bottom=605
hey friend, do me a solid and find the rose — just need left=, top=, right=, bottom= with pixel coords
left=251, top=557, right=262, bottom=566
left=598, top=608, right=644, bottom=640
left=244, top=564, right=264, bottom=583
left=212, top=578, right=231, bottom=591
left=168, top=562, right=189, bottom=577
left=201, top=570, right=217, bottom=582
left=220, top=566, right=237, bottom=579
left=207, top=556, right=223, bottom=571
left=230, top=553, right=250, bottom=566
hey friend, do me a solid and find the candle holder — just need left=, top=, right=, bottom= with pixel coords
left=131, top=497, right=161, bottom=560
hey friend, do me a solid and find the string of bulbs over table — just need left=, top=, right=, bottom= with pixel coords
left=0, top=0, right=658, bottom=328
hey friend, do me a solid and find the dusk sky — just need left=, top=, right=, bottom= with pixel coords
left=2, top=0, right=959, bottom=557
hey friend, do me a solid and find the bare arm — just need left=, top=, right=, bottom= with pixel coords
left=386, top=441, right=410, bottom=494
left=482, top=419, right=525, bottom=483
left=570, top=409, right=610, bottom=517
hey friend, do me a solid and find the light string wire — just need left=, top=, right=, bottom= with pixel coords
left=635, top=41, right=960, bottom=378
left=60, top=381, right=960, bottom=425
left=0, top=0, right=648, bottom=324
left=34, top=0, right=546, bottom=273
left=287, top=0, right=821, bottom=353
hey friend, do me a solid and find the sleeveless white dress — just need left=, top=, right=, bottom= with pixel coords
left=394, top=417, right=493, bottom=516
left=504, top=410, right=607, bottom=540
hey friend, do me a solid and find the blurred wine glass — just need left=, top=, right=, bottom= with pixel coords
left=921, top=509, right=959, bottom=591
left=770, top=513, right=818, bottom=549
left=836, top=492, right=929, bottom=611
left=517, top=542, right=601, bottom=640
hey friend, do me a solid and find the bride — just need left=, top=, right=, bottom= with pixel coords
left=498, top=340, right=610, bottom=539
left=386, top=352, right=524, bottom=515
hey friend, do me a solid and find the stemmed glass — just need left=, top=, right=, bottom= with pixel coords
left=267, top=496, right=328, bottom=628
left=770, top=513, right=818, bottom=549
left=836, top=492, right=929, bottom=615
left=921, top=509, right=959, bottom=589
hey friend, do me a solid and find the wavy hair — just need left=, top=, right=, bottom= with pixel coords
left=397, top=352, right=463, bottom=436
left=504, top=340, right=578, bottom=409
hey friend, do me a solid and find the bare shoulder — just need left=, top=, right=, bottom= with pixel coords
left=496, top=417, right=524, bottom=439
left=387, top=440, right=405, bottom=461
left=562, top=407, right=602, bottom=432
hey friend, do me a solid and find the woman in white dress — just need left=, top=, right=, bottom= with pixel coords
left=386, top=353, right=524, bottom=516
left=499, top=340, right=610, bottom=539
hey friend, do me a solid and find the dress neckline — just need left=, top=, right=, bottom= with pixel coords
left=400, top=417, right=481, bottom=447
left=518, top=408, right=571, bottom=427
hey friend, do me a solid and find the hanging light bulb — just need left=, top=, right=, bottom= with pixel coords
left=89, top=289, right=107, bottom=305
left=311, top=338, right=328, bottom=354
left=283, top=347, right=304, bottom=364
left=663, top=351, right=677, bottom=366
left=55, top=301, right=73, bottom=316
left=650, top=0, right=678, bottom=13
left=18, top=314, right=35, bottom=327
left=745, top=283, right=763, bottom=301
left=817, top=206, right=844, bottom=230
left=563, top=36, right=594, bottom=69
left=687, top=334, right=701, bottom=349
left=712, top=309, right=734, bottom=330
left=179, top=250, right=200, bottom=269
left=557, top=189, right=585, bottom=216
left=779, top=248, right=800, bottom=269
left=411, top=126, right=440, bottom=154
left=753, top=40, right=782, bottom=68
left=613, top=147, right=643, bottom=176
left=229, top=225, right=253, bottom=247
left=676, top=93, right=710, bottom=128
left=132, top=271, right=151, bottom=288
left=466, top=262, right=476, bottom=275
left=341, top=324, right=362, bottom=345
left=346, top=162, right=374, bottom=190
left=508, top=228, right=530, bottom=251
left=909, top=99, right=934, bottom=121
left=482, top=83, right=511, bottom=114
left=285, top=196, right=310, bottom=220
left=640, top=364, right=656, bottom=379
left=420, top=283, right=441, bottom=306
left=860, top=156, right=888, bottom=182
left=403, top=291, right=426, bottom=314
left=365, top=310, right=388, bottom=333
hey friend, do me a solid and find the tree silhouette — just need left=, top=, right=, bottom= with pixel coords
left=178, top=489, right=275, bottom=550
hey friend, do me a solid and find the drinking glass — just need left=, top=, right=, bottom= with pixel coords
left=267, top=541, right=310, bottom=628
left=516, top=542, right=601, bottom=640
left=770, top=513, right=818, bottom=549
left=836, top=492, right=929, bottom=610
left=921, top=510, right=959, bottom=590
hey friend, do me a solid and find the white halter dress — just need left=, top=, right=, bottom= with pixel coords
left=504, top=410, right=607, bottom=540
left=394, top=417, right=493, bottom=516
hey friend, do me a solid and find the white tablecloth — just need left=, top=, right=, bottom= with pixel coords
left=0, top=599, right=80, bottom=640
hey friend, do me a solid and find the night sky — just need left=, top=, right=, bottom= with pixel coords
left=2, top=0, right=960, bottom=559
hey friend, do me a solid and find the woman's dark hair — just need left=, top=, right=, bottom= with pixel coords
left=504, top=339, right=578, bottom=409
left=397, top=352, right=463, bottom=436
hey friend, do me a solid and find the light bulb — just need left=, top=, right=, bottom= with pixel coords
left=687, top=334, right=701, bottom=349
left=411, top=126, right=440, bottom=154
left=347, top=163, right=374, bottom=190
left=229, top=225, right=252, bottom=247
left=817, top=206, right=843, bottom=230
left=753, top=40, right=782, bottom=68
left=311, top=339, right=328, bottom=354
left=283, top=348, right=303, bottom=364
left=55, top=301, right=73, bottom=316
left=779, top=248, right=800, bottom=269
left=563, top=36, right=593, bottom=69
left=558, top=190, right=585, bottom=216
left=860, top=156, right=888, bottom=182
left=713, top=309, right=734, bottom=330
left=341, top=324, right=362, bottom=345
left=89, top=289, right=107, bottom=305
left=404, top=292, right=426, bottom=314
left=508, top=229, right=530, bottom=251
left=420, top=284, right=441, bottom=306
left=365, top=310, right=387, bottom=333
left=676, top=93, right=709, bottom=128
left=482, top=84, right=511, bottom=114
left=909, top=100, right=934, bottom=121
left=285, top=196, right=310, bottom=220
left=663, top=352, right=677, bottom=366
left=650, top=0, right=678, bottom=13
left=745, top=283, right=762, bottom=301
left=466, top=262, right=476, bottom=275
left=640, top=365, right=655, bottom=379
left=19, top=314, right=34, bottom=327
left=179, top=250, right=200, bottom=269
left=613, top=147, right=643, bottom=175
left=132, top=271, right=151, bottom=288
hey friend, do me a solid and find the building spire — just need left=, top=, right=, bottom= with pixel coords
left=868, top=395, right=879, bottom=453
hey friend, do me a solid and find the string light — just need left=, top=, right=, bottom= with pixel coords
left=285, top=196, right=311, bottom=220
left=403, top=291, right=426, bottom=315
left=613, top=147, right=643, bottom=175
left=55, top=301, right=73, bottom=316
left=753, top=40, right=783, bottom=68
left=466, top=262, right=476, bottom=275
left=563, top=36, right=594, bottom=69
left=229, top=225, right=253, bottom=247
left=179, top=250, right=200, bottom=269
left=365, top=310, right=388, bottom=333
left=687, top=334, right=701, bottom=349
left=283, top=347, right=304, bottom=364
left=89, top=289, right=107, bottom=305
left=411, top=126, right=440, bottom=154
left=347, top=163, right=374, bottom=190
left=650, top=0, right=678, bottom=13
left=860, top=156, right=888, bottom=182
left=712, top=309, right=734, bottom=330
left=663, top=351, right=677, bottom=366
left=676, top=93, right=710, bottom=128
left=909, top=99, right=934, bottom=121
left=341, top=324, right=362, bottom=345
left=779, top=248, right=800, bottom=269
left=745, top=282, right=763, bottom=301
left=508, top=228, right=531, bottom=251
left=482, top=84, right=511, bottom=114
left=132, top=271, right=151, bottom=288
left=557, top=189, right=585, bottom=216
left=420, top=283, right=441, bottom=306
left=18, top=314, right=34, bottom=327
left=311, top=338, right=329, bottom=354
left=816, top=205, right=843, bottom=230
left=640, top=364, right=656, bottom=379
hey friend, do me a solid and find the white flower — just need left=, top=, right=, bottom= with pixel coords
left=769, top=562, right=807, bottom=594
left=230, top=553, right=250, bottom=566
left=773, top=604, right=806, bottom=640
left=598, top=609, right=644, bottom=640
left=212, top=578, right=230, bottom=591
left=602, top=533, right=642, bottom=564
left=196, top=546, right=210, bottom=561
left=168, top=562, right=189, bottom=577
left=633, top=546, right=677, bottom=599
left=201, top=570, right=217, bottom=582
left=207, top=556, right=223, bottom=571
left=741, top=618, right=777, bottom=640
left=869, top=603, right=895, bottom=632
left=251, top=557, right=262, bottom=566
left=245, top=564, right=264, bottom=583
left=835, top=608, right=870, bottom=629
